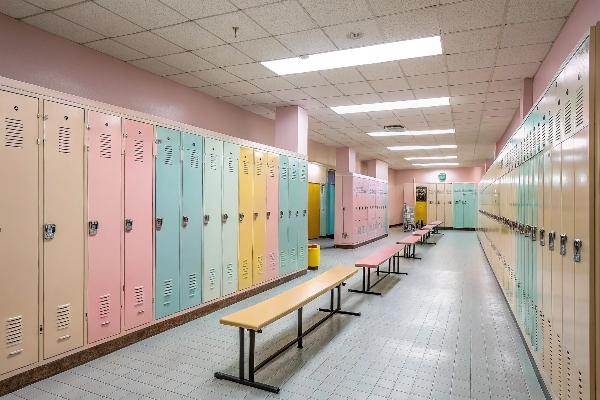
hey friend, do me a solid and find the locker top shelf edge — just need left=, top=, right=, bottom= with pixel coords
left=335, top=172, right=388, bottom=183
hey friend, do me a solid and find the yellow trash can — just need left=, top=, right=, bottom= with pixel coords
left=308, top=244, right=320, bottom=270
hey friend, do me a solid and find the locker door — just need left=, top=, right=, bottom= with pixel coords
left=265, top=153, right=278, bottom=281
left=319, top=184, right=327, bottom=237
left=464, top=184, right=476, bottom=228
left=253, top=150, right=266, bottom=285
left=453, top=184, right=464, bottom=228
left=298, top=160, right=308, bottom=269
left=427, top=184, right=436, bottom=224
left=278, top=156, right=289, bottom=275
left=42, top=100, right=85, bottom=359
left=222, top=143, right=239, bottom=295
left=326, top=184, right=335, bottom=235
left=203, top=138, right=223, bottom=300
left=238, top=147, right=253, bottom=289
left=86, top=111, right=122, bottom=343
left=288, top=158, right=299, bottom=269
left=308, top=183, right=321, bottom=239
left=180, top=133, right=202, bottom=310
left=436, top=184, right=445, bottom=226
left=550, top=140, right=562, bottom=396
left=154, top=127, right=181, bottom=319
left=123, top=119, right=153, bottom=330
left=0, top=91, right=40, bottom=374
left=444, top=183, right=453, bottom=227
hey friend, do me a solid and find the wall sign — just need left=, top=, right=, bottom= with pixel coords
left=438, top=173, right=447, bottom=182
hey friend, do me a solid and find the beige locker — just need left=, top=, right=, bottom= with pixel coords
left=42, top=101, right=85, bottom=359
left=435, top=184, right=444, bottom=226
left=444, top=183, right=453, bottom=227
left=550, top=141, right=562, bottom=397
left=0, top=91, right=40, bottom=374
left=426, top=184, right=436, bottom=224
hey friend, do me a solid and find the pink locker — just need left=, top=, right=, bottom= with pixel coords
left=123, top=119, right=153, bottom=330
left=356, top=176, right=364, bottom=244
left=346, top=175, right=357, bottom=244
left=265, top=154, right=279, bottom=281
left=87, top=111, right=122, bottom=343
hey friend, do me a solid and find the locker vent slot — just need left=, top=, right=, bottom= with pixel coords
left=243, top=159, right=250, bottom=175
left=564, top=100, right=572, bottom=137
left=57, top=304, right=70, bottom=330
left=555, top=110, right=561, bottom=142
left=256, top=160, right=262, bottom=176
left=134, top=140, right=144, bottom=162
left=269, top=252, right=276, bottom=270
left=164, top=145, right=173, bottom=165
left=99, top=294, right=110, bottom=318
left=541, top=123, right=546, bottom=149
left=209, top=268, right=216, bottom=287
left=134, top=286, right=144, bottom=304
left=290, top=168, right=297, bottom=181
left=226, top=263, right=234, bottom=279
left=189, top=273, right=197, bottom=292
left=257, top=255, right=264, bottom=273
left=279, top=251, right=286, bottom=269
left=281, top=166, right=287, bottom=180
left=164, top=279, right=173, bottom=296
left=100, top=133, right=111, bottom=158
left=290, top=248, right=296, bottom=264
left=300, top=167, right=306, bottom=182
left=190, top=149, right=199, bottom=169
left=4, top=118, right=24, bottom=148
left=210, top=154, right=218, bottom=171
left=548, top=116, right=554, bottom=144
left=242, top=260, right=249, bottom=278
left=299, top=245, right=305, bottom=260
left=6, top=316, right=23, bottom=346
left=58, top=127, right=71, bottom=154
left=575, top=86, right=584, bottom=128
left=269, top=165, right=275, bottom=178
left=227, top=158, right=235, bottom=173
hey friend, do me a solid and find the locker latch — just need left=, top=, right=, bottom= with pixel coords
left=156, top=218, right=163, bottom=230
left=549, top=231, right=556, bottom=251
left=296, top=211, right=299, bottom=216
left=89, top=221, right=99, bottom=235
left=182, top=216, right=189, bottom=227
left=253, top=212, right=258, bottom=220
left=573, top=239, right=582, bottom=262
left=204, top=215, right=210, bottom=225
left=303, top=210, right=306, bottom=216
left=266, top=211, right=271, bottom=220
left=125, top=219, right=133, bottom=231
left=279, top=211, right=284, bottom=218
left=560, top=234, right=567, bottom=256
left=222, top=214, right=229, bottom=223
left=239, top=213, right=244, bottom=222
left=524, top=225, right=530, bottom=238
left=289, top=210, right=292, bottom=217
left=44, top=223, right=56, bottom=240
left=531, top=226, right=537, bottom=241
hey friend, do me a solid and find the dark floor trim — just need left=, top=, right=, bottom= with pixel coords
left=0, top=269, right=307, bottom=396
left=334, top=234, right=388, bottom=249
left=476, top=237, right=552, bottom=400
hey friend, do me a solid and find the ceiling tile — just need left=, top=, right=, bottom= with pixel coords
left=452, top=102, right=484, bottom=113
left=307, top=108, right=337, bottom=116
left=483, top=108, right=516, bottom=117
left=298, top=0, right=373, bottom=27
left=486, top=90, right=520, bottom=102
left=496, top=43, right=552, bottom=66
left=244, top=0, right=317, bottom=35
left=115, top=32, right=184, bottom=57
left=247, top=76, right=295, bottom=91
left=335, top=82, right=375, bottom=96
left=194, top=45, right=255, bottom=67
left=446, top=49, right=496, bottom=71
left=348, top=93, right=384, bottom=104
left=320, top=67, right=365, bottom=84
left=369, top=77, right=411, bottom=93
left=448, top=68, right=492, bottom=85
left=196, top=11, right=270, bottom=43
left=156, top=52, right=215, bottom=72
left=378, top=7, right=439, bottom=41
left=24, top=0, right=80, bottom=10
left=229, top=0, right=279, bottom=8
left=302, top=85, right=344, bottom=98
left=160, top=0, right=237, bottom=20
left=224, top=62, right=277, bottom=79
left=318, top=97, right=354, bottom=107
left=94, top=0, right=185, bottom=29
left=488, top=79, right=522, bottom=92
left=152, top=22, right=224, bottom=51
left=233, top=37, right=294, bottom=61
left=190, top=68, right=241, bottom=84
left=501, top=18, right=566, bottom=47
left=22, top=13, right=104, bottom=43
left=322, top=19, right=386, bottom=49
left=379, top=90, right=416, bottom=102
left=55, top=2, right=143, bottom=37
left=407, top=72, right=447, bottom=89
left=219, top=80, right=263, bottom=95
left=341, top=113, right=372, bottom=120
left=0, top=1, right=43, bottom=18
left=242, top=104, right=274, bottom=116
left=442, top=26, right=501, bottom=54
left=400, top=55, right=446, bottom=76
left=440, top=0, right=505, bottom=33
left=357, top=61, right=404, bottom=81
left=492, top=62, right=540, bottom=81
left=282, top=73, right=330, bottom=89
left=449, top=82, right=488, bottom=96
left=219, top=95, right=254, bottom=106
left=271, top=89, right=311, bottom=101
left=166, top=73, right=210, bottom=87
left=368, top=0, right=437, bottom=17
left=288, top=99, right=326, bottom=109
left=276, top=29, right=337, bottom=56
left=129, top=58, right=183, bottom=76
left=453, top=110, right=482, bottom=120
left=484, top=99, right=519, bottom=110
left=86, top=39, right=146, bottom=61
left=450, top=93, right=486, bottom=105
left=243, top=92, right=282, bottom=103
left=506, top=0, right=577, bottom=24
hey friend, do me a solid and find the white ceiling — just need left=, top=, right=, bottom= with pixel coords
left=1, top=0, right=578, bottom=169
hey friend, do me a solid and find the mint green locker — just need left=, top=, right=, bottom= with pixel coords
left=298, top=160, right=308, bottom=270
left=326, top=184, right=335, bottom=235
left=453, top=183, right=464, bottom=228
left=288, top=158, right=299, bottom=271
left=222, top=142, right=239, bottom=296
left=180, top=133, right=203, bottom=310
left=155, top=127, right=181, bottom=319
left=203, top=138, right=223, bottom=302
left=463, top=183, right=476, bottom=228
left=278, top=156, right=289, bottom=275
left=319, top=184, right=327, bottom=237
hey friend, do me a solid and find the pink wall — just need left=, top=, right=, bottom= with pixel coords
left=0, top=14, right=275, bottom=145
left=388, top=169, right=401, bottom=225
left=307, top=139, right=336, bottom=167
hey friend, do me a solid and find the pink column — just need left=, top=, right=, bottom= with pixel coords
left=275, top=106, right=308, bottom=155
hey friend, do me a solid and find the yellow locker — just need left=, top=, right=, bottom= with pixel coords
left=238, top=147, right=253, bottom=289
left=414, top=185, right=427, bottom=224
left=308, top=183, right=320, bottom=239
left=252, top=150, right=266, bottom=285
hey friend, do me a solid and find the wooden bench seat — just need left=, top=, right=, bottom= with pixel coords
left=350, top=244, right=407, bottom=296
left=215, top=266, right=361, bottom=393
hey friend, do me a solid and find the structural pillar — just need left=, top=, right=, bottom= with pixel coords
left=367, top=159, right=388, bottom=181
left=275, top=106, right=308, bottom=156
left=335, top=147, right=356, bottom=173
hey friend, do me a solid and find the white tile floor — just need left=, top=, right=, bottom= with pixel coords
left=3, top=229, right=547, bottom=400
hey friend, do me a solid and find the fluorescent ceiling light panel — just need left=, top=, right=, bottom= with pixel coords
left=388, top=144, right=457, bottom=151
left=368, top=129, right=454, bottom=137
left=261, top=36, right=442, bottom=75
left=404, top=156, right=458, bottom=160
left=332, top=97, right=449, bottom=114
left=412, top=162, right=459, bottom=166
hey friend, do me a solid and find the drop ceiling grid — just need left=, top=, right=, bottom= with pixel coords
left=3, top=0, right=579, bottom=169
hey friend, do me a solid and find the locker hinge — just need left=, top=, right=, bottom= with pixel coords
left=37, top=113, right=40, bottom=118
left=123, top=132, right=128, bottom=138
left=85, top=145, right=90, bottom=152
left=122, top=149, right=125, bottom=155
left=37, top=138, right=41, bottom=145
left=86, top=124, right=90, bottom=130
left=85, top=312, right=88, bottom=321
left=39, top=324, right=43, bottom=334
left=43, top=114, right=48, bottom=120
left=123, top=285, right=125, bottom=292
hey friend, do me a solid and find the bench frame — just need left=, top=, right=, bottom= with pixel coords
left=349, top=251, right=407, bottom=296
left=214, top=284, right=360, bottom=393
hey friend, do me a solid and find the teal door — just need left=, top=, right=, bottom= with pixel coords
left=319, top=184, right=327, bottom=237
left=463, top=183, right=476, bottom=228
left=298, top=160, right=308, bottom=270
left=288, top=158, right=299, bottom=271
left=222, top=142, right=239, bottom=296
left=203, top=138, right=223, bottom=302
left=278, top=156, right=289, bottom=275
left=180, top=132, right=203, bottom=310
left=155, top=127, right=181, bottom=319
left=326, top=184, right=335, bottom=235
left=453, top=183, right=464, bottom=229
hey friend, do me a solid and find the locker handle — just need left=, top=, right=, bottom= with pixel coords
left=101, top=321, right=110, bottom=325
left=548, top=231, right=556, bottom=251
left=137, top=310, right=145, bottom=314
left=58, top=334, right=71, bottom=340
left=253, top=212, right=258, bottom=220
left=182, top=216, right=189, bottom=227
left=222, top=214, right=229, bottom=223
left=531, top=226, right=537, bottom=241
left=156, top=218, right=163, bottom=231
left=239, top=213, right=245, bottom=222
left=125, top=219, right=133, bottom=231
left=204, top=215, right=210, bottom=225
left=267, top=211, right=271, bottom=220
left=448, top=201, right=451, bottom=204
left=573, top=239, right=582, bottom=262
left=560, top=234, right=567, bottom=256
left=44, top=223, right=56, bottom=240
left=8, top=349, right=23, bottom=356
left=88, top=221, right=98, bottom=235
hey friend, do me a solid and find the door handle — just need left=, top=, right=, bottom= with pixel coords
left=560, top=234, right=567, bottom=255
left=44, top=223, right=56, bottom=239
left=573, top=239, right=582, bottom=262
left=549, top=231, right=556, bottom=251
left=280, top=210, right=284, bottom=218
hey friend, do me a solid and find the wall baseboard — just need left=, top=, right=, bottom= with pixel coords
left=334, top=234, right=388, bottom=249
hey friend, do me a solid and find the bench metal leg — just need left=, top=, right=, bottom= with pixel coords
left=349, top=267, right=383, bottom=295
left=298, top=307, right=303, bottom=348
left=320, top=285, right=362, bottom=316
left=239, top=327, right=244, bottom=380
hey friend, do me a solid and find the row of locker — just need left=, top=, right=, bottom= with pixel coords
left=412, top=183, right=477, bottom=228
left=307, top=183, right=335, bottom=239
left=478, top=33, right=591, bottom=399
left=0, top=89, right=308, bottom=377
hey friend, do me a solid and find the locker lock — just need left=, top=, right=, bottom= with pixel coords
left=239, top=213, right=245, bottom=222
left=539, top=228, right=545, bottom=246
left=253, top=212, right=258, bottom=220
left=560, top=234, right=567, bottom=256
left=182, top=216, right=189, bottom=227
left=44, top=223, right=56, bottom=240
left=204, top=215, right=210, bottom=225
left=296, top=210, right=299, bottom=216
left=156, top=218, right=163, bottom=230
left=89, top=221, right=99, bottom=235
left=531, top=226, right=537, bottom=241
left=289, top=210, right=292, bottom=217
left=125, top=219, right=133, bottom=231
left=279, top=211, right=284, bottom=218
left=448, top=201, right=451, bottom=204
left=524, top=225, right=530, bottom=238
left=548, top=231, right=556, bottom=251
left=222, top=214, right=229, bottom=223
left=573, top=239, right=582, bottom=262
left=303, top=210, right=307, bottom=216
left=266, top=211, right=271, bottom=220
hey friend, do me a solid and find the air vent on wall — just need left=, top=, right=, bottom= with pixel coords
left=383, top=124, right=407, bottom=132
left=189, top=273, right=197, bottom=292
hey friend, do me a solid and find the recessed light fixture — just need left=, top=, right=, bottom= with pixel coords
left=261, top=36, right=442, bottom=75
left=332, top=97, right=449, bottom=115
left=346, top=32, right=364, bottom=40
left=388, top=144, right=457, bottom=150
left=412, top=163, right=459, bottom=166
left=368, top=129, right=455, bottom=137
left=404, top=156, right=458, bottom=160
